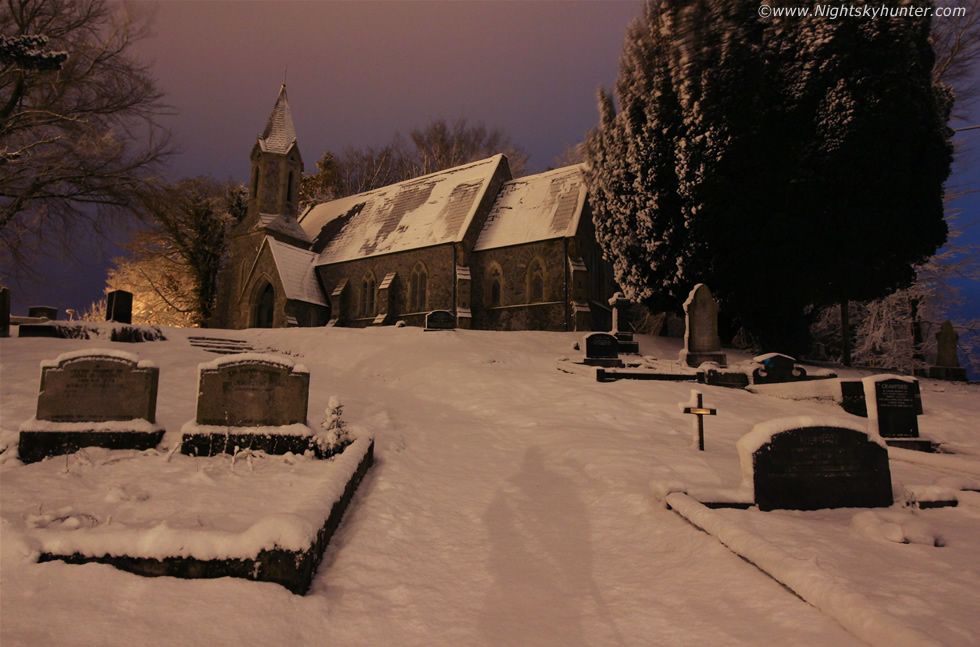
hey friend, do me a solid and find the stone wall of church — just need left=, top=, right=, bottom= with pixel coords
left=213, top=227, right=267, bottom=329
left=317, top=244, right=456, bottom=328
left=234, top=242, right=289, bottom=329
left=470, top=240, right=570, bottom=331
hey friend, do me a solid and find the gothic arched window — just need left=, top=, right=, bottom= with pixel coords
left=250, top=166, right=260, bottom=199
left=526, top=258, right=546, bottom=303
left=254, top=282, right=275, bottom=328
left=409, top=261, right=428, bottom=312
left=486, top=263, right=503, bottom=307
left=287, top=170, right=294, bottom=203
left=360, top=272, right=377, bottom=317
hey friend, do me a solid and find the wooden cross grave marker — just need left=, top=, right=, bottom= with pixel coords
left=682, top=391, right=717, bottom=451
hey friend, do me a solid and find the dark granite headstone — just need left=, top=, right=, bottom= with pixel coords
left=28, top=305, right=58, bottom=320
left=865, top=376, right=921, bottom=439
left=737, top=420, right=893, bottom=511
left=839, top=380, right=867, bottom=417
left=106, top=290, right=134, bottom=324
left=0, top=287, right=9, bottom=338
left=752, top=353, right=806, bottom=384
left=583, top=332, right=623, bottom=368
left=195, top=355, right=309, bottom=427
left=424, top=310, right=455, bottom=331
left=18, top=350, right=163, bottom=463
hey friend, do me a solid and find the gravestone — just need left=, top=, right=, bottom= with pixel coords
left=424, top=310, right=456, bottom=331
left=679, top=284, right=726, bottom=368
left=28, top=305, right=58, bottom=320
left=863, top=376, right=928, bottom=450
left=608, top=293, right=639, bottom=354
left=582, top=332, right=624, bottom=368
left=752, top=353, right=806, bottom=384
left=18, top=349, right=164, bottom=463
left=106, top=289, right=134, bottom=324
left=839, top=380, right=868, bottom=417
left=0, top=287, right=9, bottom=338
left=928, top=321, right=967, bottom=381
left=737, top=417, right=893, bottom=511
left=182, top=354, right=317, bottom=456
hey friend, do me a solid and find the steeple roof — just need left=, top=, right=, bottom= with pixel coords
left=258, top=84, right=297, bottom=154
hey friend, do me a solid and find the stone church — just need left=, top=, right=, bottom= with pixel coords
left=213, top=86, right=615, bottom=331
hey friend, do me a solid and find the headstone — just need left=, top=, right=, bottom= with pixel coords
left=608, top=292, right=639, bottom=354
left=582, top=332, right=624, bottom=368
left=0, top=287, right=9, bottom=338
left=18, top=349, right=164, bottom=463
left=737, top=417, right=893, bottom=511
left=679, top=284, right=726, bottom=368
left=106, top=289, right=134, bottom=324
left=863, top=375, right=922, bottom=440
left=839, top=380, right=868, bottom=417
left=28, top=305, right=58, bottom=320
left=752, top=353, right=806, bottom=384
left=928, top=321, right=967, bottom=381
left=182, top=354, right=316, bottom=456
left=424, top=310, right=456, bottom=331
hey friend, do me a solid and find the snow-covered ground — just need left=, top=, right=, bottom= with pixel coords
left=2, top=326, right=978, bottom=646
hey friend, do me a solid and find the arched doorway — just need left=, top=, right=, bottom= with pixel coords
left=254, top=283, right=275, bottom=328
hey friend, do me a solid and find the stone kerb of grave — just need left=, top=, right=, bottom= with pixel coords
left=582, top=332, right=624, bottom=368
left=862, top=375, right=933, bottom=452
left=181, top=353, right=320, bottom=457
left=679, top=284, right=727, bottom=368
left=18, top=349, right=164, bottom=463
left=737, top=416, right=893, bottom=511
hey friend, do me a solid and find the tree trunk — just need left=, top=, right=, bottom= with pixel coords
left=841, top=300, right=852, bottom=367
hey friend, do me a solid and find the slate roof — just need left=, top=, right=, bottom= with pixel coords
left=265, top=238, right=327, bottom=306
left=259, top=213, right=311, bottom=244
left=473, top=165, right=587, bottom=251
left=258, top=85, right=297, bottom=155
left=299, top=155, right=506, bottom=265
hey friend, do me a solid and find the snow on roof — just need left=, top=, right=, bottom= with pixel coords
left=259, top=213, right=311, bottom=244
left=266, top=239, right=327, bottom=307
left=300, top=155, right=505, bottom=265
left=473, top=165, right=587, bottom=251
left=258, top=85, right=297, bottom=155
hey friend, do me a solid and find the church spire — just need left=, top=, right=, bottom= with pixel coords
left=258, top=84, right=297, bottom=154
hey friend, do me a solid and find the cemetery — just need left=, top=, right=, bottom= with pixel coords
left=1, top=321, right=978, bottom=645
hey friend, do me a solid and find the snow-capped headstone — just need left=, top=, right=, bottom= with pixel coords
left=582, top=332, right=624, bottom=368
left=751, top=353, right=806, bottom=384
left=928, top=321, right=967, bottom=381
left=18, top=349, right=164, bottom=463
left=106, top=289, right=133, bottom=324
left=182, top=353, right=317, bottom=456
left=737, top=417, right=892, bottom=511
left=608, top=292, right=639, bottom=354
left=0, top=286, right=9, bottom=338
left=679, top=284, right=726, bottom=368
left=424, top=309, right=456, bottom=331
left=863, top=376, right=929, bottom=451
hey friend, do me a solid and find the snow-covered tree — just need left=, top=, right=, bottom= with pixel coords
left=586, top=0, right=953, bottom=354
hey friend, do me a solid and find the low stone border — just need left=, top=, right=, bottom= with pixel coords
left=39, top=438, right=374, bottom=595
left=18, top=429, right=165, bottom=465
left=180, top=431, right=345, bottom=459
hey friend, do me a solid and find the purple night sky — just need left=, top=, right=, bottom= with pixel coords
left=8, top=0, right=979, bottom=328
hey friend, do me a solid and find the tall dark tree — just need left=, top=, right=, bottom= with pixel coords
left=0, top=0, right=172, bottom=269
left=586, top=0, right=952, bottom=353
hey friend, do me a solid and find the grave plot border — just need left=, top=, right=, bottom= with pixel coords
left=19, top=428, right=165, bottom=464
left=38, top=438, right=374, bottom=595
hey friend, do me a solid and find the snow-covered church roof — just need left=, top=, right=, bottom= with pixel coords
left=473, top=165, right=587, bottom=251
left=265, top=238, right=327, bottom=306
left=258, top=85, right=297, bottom=155
left=299, top=155, right=507, bottom=265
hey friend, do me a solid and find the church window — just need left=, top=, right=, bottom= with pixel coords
left=409, top=262, right=428, bottom=311
left=287, top=171, right=294, bottom=203
left=360, top=273, right=377, bottom=317
left=486, top=263, right=503, bottom=307
left=526, top=258, right=545, bottom=303
left=251, top=166, right=260, bottom=199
